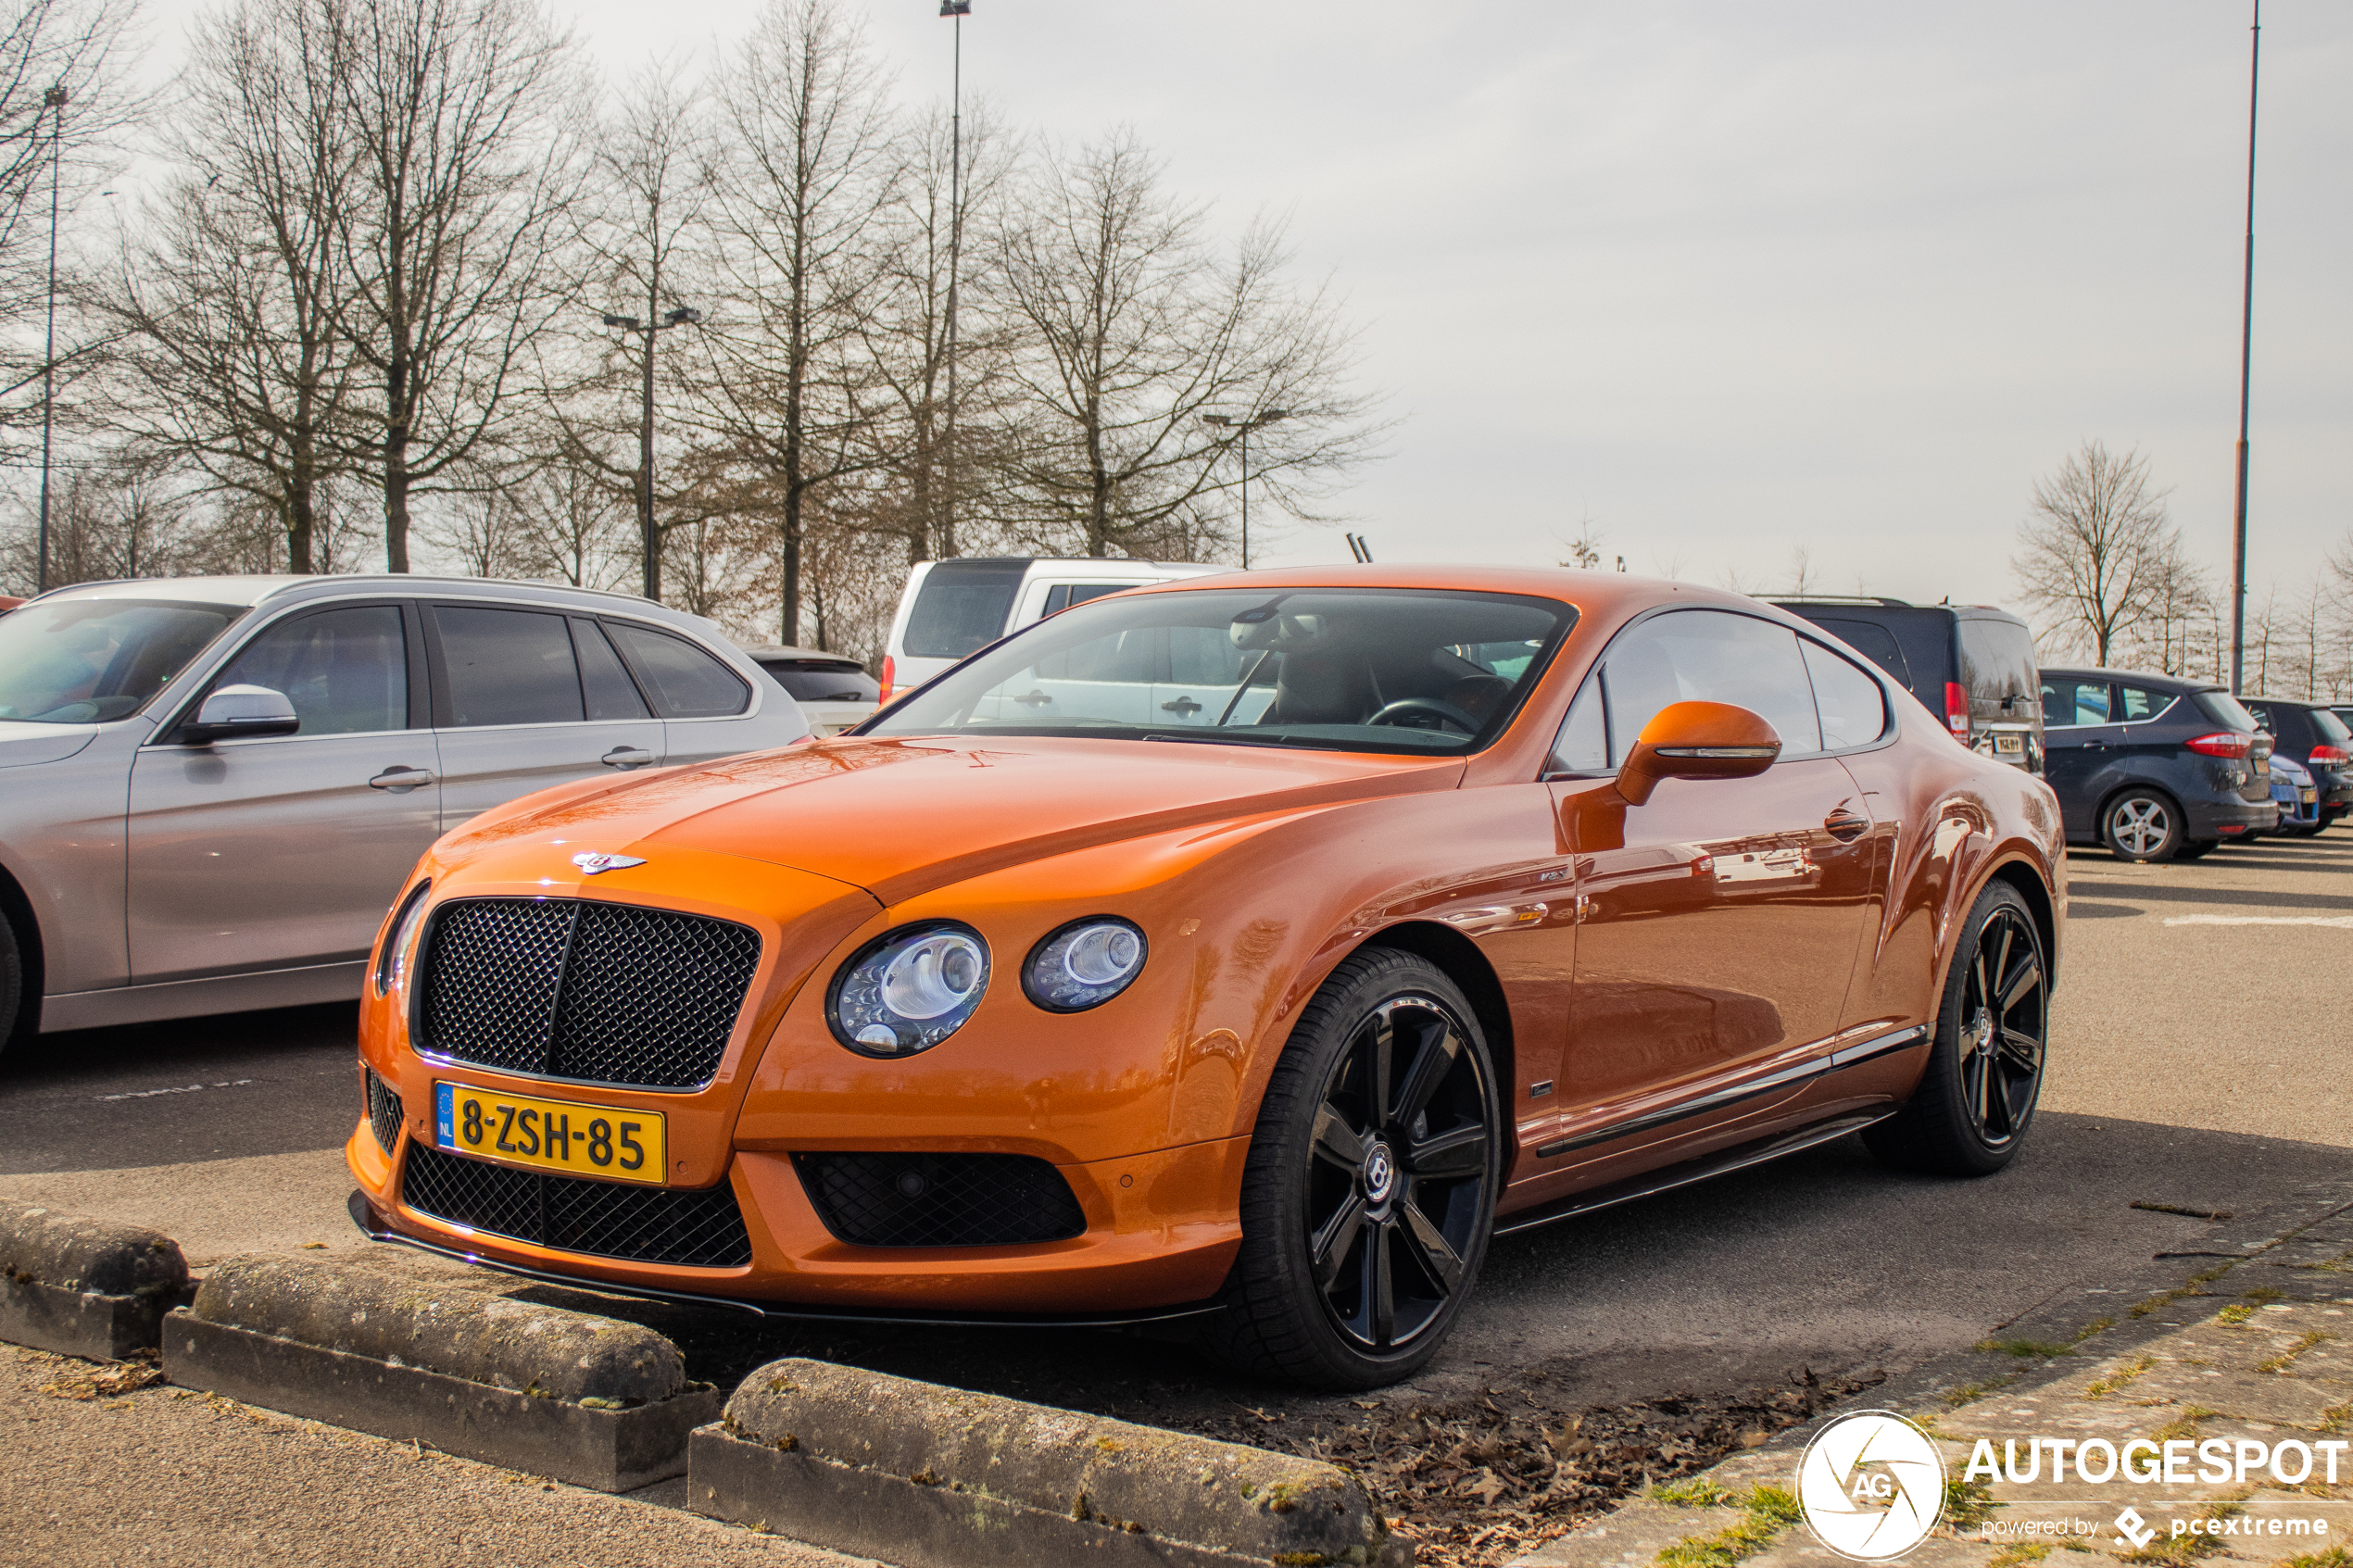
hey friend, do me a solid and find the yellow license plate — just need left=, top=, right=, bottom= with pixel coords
left=433, top=1083, right=667, bottom=1185
left=1995, top=734, right=2024, bottom=754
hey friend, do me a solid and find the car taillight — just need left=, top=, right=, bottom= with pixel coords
left=877, top=654, right=894, bottom=705
left=2186, top=732, right=2253, bottom=759
left=1944, top=682, right=1969, bottom=737
left=2309, top=745, right=2350, bottom=767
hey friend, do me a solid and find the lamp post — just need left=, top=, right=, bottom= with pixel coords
left=35, top=83, right=66, bottom=596
left=601, top=304, right=702, bottom=602
left=2227, top=0, right=2260, bottom=694
left=1202, top=408, right=1289, bottom=569
left=938, top=0, right=970, bottom=558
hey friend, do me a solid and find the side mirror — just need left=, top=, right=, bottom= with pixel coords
left=183, top=684, right=300, bottom=745
left=1616, top=700, right=1780, bottom=806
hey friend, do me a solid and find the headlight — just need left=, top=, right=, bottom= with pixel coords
left=827, top=922, right=990, bottom=1057
left=374, top=881, right=432, bottom=997
left=1022, top=918, right=1148, bottom=1012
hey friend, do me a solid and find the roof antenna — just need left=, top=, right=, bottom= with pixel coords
left=1345, top=533, right=1374, bottom=562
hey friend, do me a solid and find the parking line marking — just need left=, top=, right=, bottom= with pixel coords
left=2162, top=915, right=2353, bottom=928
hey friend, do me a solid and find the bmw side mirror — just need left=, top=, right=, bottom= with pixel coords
left=183, top=684, right=301, bottom=745
left=1615, top=700, right=1780, bottom=807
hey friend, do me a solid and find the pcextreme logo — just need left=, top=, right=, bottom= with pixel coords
left=1796, top=1411, right=1948, bottom=1562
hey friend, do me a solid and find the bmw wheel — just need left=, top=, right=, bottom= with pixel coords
left=1203, top=949, right=1501, bottom=1390
left=2102, top=790, right=2182, bottom=863
left=1865, top=881, right=2048, bottom=1178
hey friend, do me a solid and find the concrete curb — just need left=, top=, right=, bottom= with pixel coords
left=161, top=1253, right=717, bottom=1491
left=691, top=1357, right=1414, bottom=1567
left=0, top=1201, right=190, bottom=1360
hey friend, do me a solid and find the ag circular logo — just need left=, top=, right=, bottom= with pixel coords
left=1795, top=1411, right=1947, bottom=1561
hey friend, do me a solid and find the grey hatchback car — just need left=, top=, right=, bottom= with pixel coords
left=0, top=576, right=807, bottom=1051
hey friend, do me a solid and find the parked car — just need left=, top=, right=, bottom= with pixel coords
left=880, top=557, right=1227, bottom=703
left=0, top=575, right=805, bottom=1052
left=352, top=566, right=2062, bottom=1389
left=2038, top=667, right=2273, bottom=862
left=740, top=645, right=879, bottom=736
left=1769, top=596, right=2045, bottom=774
left=2260, top=752, right=2321, bottom=838
left=2240, top=696, right=2352, bottom=831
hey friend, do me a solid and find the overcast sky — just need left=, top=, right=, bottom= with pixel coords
left=126, top=0, right=2353, bottom=612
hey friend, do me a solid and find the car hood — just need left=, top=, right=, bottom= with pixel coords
left=0, top=720, right=103, bottom=769
left=443, top=735, right=1466, bottom=905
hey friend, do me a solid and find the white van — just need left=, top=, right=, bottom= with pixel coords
left=878, top=557, right=1227, bottom=702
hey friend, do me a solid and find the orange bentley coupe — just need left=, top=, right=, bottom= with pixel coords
left=349, top=567, right=2063, bottom=1388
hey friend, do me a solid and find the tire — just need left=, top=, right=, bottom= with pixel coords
left=1201, top=949, right=1502, bottom=1390
left=2102, top=789, right=2183, bottom=863
left=1865, top=881, right=2048, bottom=1178
left=2176, top=839, right=2220, bottom=861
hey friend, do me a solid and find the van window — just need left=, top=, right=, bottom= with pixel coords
left=1044, top=583, right=1145, bottom=615
left=1957, top=618, right=2039, bottom=712
left=1810, top=619, right=1911, bottom=689
left=2041, top=679, right=2111, bottom=727
left=905, top=560, right=1027, bottom=658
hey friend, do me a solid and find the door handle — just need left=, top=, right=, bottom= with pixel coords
left=1824, top=809, right=1869, bottom=842
left=1159, top=696, right=1202, bottom=716
left=1013, top=690, right=1053, bottom=708
left=368, top=766, right=435, bottom=792
left=601, top=746, right=656, bottom=770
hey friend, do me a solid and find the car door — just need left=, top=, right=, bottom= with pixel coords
left=427, top=604, right=667, bottom=831
left=1544, top=609, right=1881, bottom=1152
left=2037, top=676, right=2118, bottom=835
left=125, top=599, right=440, bottom=985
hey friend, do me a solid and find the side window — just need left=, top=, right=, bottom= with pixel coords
left=1802, top=640, right=1888, bottom=751
left=214, top=605, right=409, bottom=736
left=1549, top=678, right=1608, bottom=773
left=2117, top=685, right=2174, bottom=722
left=606, top=623, right=752, bottom=719
left=437, top=606, right=585, bottom=728
left=1597, top=610, right=1821, bottom=764
left=1036, top=626, right=1159, bottom=684
left=570, top=618, right=650, bottom=721
left=1167, top=625, right=1246, bottom=685
left=2041, top=679, right=2112, bottom=727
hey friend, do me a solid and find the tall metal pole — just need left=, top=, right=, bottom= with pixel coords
left=939, top=2, right=968, bottom=559
left=1239, top=422, right=1250, bottom=570
left=2228, top=0, right=2259, bottom=694
left=36, top=84, right=66, bottom=596
left=638, top=323, right=659, bottom=601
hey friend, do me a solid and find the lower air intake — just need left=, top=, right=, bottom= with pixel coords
left=400, top=1143, right=752, bottom=1268
left=793, top=1151, right=1087, bottom=1248
left=366, top=1069, right=403, bottom=1158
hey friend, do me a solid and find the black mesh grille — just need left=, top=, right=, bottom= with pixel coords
left=794, top=1152, right=1087, bottom=1248
left=400, top=1143, right=753, bottom=1268
left=418, top=897, right=761, bottom=1089
left=366, top=1069, right=404, bottom=1158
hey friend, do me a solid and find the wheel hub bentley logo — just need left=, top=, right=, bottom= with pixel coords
left=1363, top=1142, right=1398, bottom=1204
left=1796, top=1411, right=1946, bottom=1560
left=572, top=852, right=647, bottom=875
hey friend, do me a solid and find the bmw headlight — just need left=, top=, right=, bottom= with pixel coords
left=828, top=922, right=990, bottom=1057
left=1023, top=918, right=1148, bottom=1012
left=374, top=881, right=432, bottom=998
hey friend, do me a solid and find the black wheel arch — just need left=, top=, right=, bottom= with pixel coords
left=1985, top=859, right=2059, bottom=997
left=1358, top=921, right=1516, bottom=1134
left=0, top=857, right=44, bottom=1036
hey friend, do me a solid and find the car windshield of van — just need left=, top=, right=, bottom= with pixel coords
left=864, top=587, right=1575, bottom=756
left=0, top=598, right=245, bottom=724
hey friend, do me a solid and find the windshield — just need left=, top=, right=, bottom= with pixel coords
left=864, top=587, right=1575, bottom=756
left=0, top=597, right=245, bottom=725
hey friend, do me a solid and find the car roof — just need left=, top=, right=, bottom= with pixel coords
left=740, top=644, right=864, bottom=664
left=31, top=573, right=666, bottom=612
left=2242, top=695, right=2328, bottom=709
left=2038, top=666, right=2217, bottom=694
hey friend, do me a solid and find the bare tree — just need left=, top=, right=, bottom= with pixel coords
left=698, top=0, right=895, bottom=641
left=1783, top=546, right=1818, bottom=596
left=0, top=453, right=191, bottom=585
left=335, top=0, right=586, bottom=571
left=93, top=0, right=359, bottom=571
left=2120, top=532, right=2214, bottom=678
left=2013, top=441, right=2176, bottom=665
left=1558, top=520, right=1603, bottom=570
left=990, top=131, right=1377, bottom=561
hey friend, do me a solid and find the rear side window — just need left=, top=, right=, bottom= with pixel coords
left=437, top=606, right=584, bottom=728
left=218, top=605, right=409, bottom=736
left=2117, top=685, right=2176, bottom=722
left=1801, top=641, right=1888, bottom=751
left=2194, top=691, right=2260, bottom=733
left=2042, top=679, right=2112, bottom=726
left=608, top=624, right=751, bottom=718
left=1811, top=619, right=1912, bottom=689
left=1596, top=609, right=1821, bottom=763
left=905, top=561, right=1026, bottom=658
left=571, top=619, right=650, bottom=721
left=2312, top=709, right=2352, bottom=745
left=1958, top=619, right=2039, bottom=710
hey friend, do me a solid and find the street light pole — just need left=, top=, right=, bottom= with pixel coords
left=939, top=0, right=970, bottom=559
left=2227, top=0, right=2260, bottom=694
left=1202, top=408, right=1290, bottom=569
left=602, top=305, right=702, bottom=602
left=36, top=83, right=66, bottom=596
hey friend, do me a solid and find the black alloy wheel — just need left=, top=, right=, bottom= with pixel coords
left=1865, top=881, right=2048, bottom=1177
left=1204, top=949, right=1501, bottom=1389
left=2103, top=789, right=2182, bottom=863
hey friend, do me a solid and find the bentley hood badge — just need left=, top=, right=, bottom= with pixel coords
left=572, top=851, right=648, bottom=875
